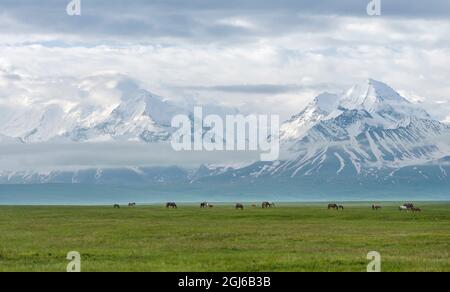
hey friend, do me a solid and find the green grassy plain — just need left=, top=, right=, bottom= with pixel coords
left=0, top=203, right=449, bottom=272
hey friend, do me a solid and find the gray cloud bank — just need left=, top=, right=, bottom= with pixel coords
left=1, top=1, right=450, bottom=43
left=0, top=142, right=262, bottom=171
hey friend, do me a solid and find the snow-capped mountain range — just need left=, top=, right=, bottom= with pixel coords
left=0, top=77, right=241, bottom=144
left=275, top=79, right=450, bottom=175
left=1, top=78, right=449, bottom=197
left=0, top=79, right=190, bottom=144
left=187, top=79, right=450, bottom=199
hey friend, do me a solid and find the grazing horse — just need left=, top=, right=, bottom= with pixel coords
left=411, top=207, right=422, bottom=212
left=403, top=203, right=414, bottom=210
left=338, top=205, right=344, bottom=210
left=200, top=202, right=209, bottom=208
left=262, top=202, right=273, bottom=209
left=208, top=204, right=214, bottom=208
left=372, top=205, right=382, bottom=210
left=236, top=203, right=244, bottom=210
left=166, top=202, right=178, bottom=209
left=262, top=202, right=275, bottom=208
left=328, top=204, right=339, bottom=210
left=399, top=206, right=409, bottom=211
left=128, top=202, right=136, bottom=207
left=113, top=204, right=120, bottom=209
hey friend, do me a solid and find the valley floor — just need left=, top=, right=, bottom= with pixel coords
left=0, top=203, right=449, bottom=272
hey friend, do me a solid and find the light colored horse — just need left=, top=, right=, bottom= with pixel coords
left=399, top=206, right=409, bottom=211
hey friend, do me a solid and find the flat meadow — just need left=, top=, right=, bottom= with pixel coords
left=0, top=202, right=449, bottom=272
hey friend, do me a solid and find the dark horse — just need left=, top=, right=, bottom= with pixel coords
left=338, top=205, right=344, bottom=210
left=166, top=202, right=178, bottom=209
left=113, top=204, right=120, bottom=209
left=200, top=202, right=209, bottom=208
left=328, top=204, right=338, bottom=210
left=403, top=203, right=415, bottom=210
left=262, top=202, right=274, bottom=208
left=236, top=203, right=244, bottom=210
left=372, top=205, right=382, bottom=210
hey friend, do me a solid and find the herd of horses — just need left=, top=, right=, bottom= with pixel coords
left=113, top=201, right=275, bottom=209
left=200, top=202, right=214, bottom=208
left=112, top=202, right=422, bottom=212
left=326, top=203, right=421, bottom=212
left=113, top=203, right=136, bottom=209
left=327, top=204, right=344, bottom=210
left=237, top=202, right=275, bottom=210
left=399, top=203, right=422, bottom=212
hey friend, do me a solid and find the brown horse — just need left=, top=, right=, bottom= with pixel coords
left=262, top=202, right=272, bottom=209
left=328, top=204, right=338, bottom=210
left=338, top=205, right=344, bottom=210
left=236, top=203, right=244, bottom=210
left=372, top=205, right=382, bottom=210
left=262, top=202, right=274, bottom=208
left=411, top=207, right=422, bottom=212
left=166, top=202, right=178, bottom=209
left=403, top=203, right=414, bottom=210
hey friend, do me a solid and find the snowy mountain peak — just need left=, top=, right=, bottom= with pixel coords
left=277, top=79, right=450, bottom=177
left=111, top=79, right=189, bottom=128
left=339, top=79, right=430, bottom=122
left=110, top=90, right=181, bottom=127
left=61, top=85, right=191, bottom=143
left=341, top=79, right=406, bottom=108
left=0, top=75, right=242, bottom=144
left=313, top=92, right=340, bottom=113
left=279, top=93, right=339, bottom=142
left=368, top=78, right=406, bottom=100
left=0, top=75, right=189, bottom=143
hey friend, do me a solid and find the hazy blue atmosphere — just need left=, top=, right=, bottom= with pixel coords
left=1, top=183, right=448, bottom=205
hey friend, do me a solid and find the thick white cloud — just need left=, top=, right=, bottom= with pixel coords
left=0, top=2, right=449, bottom=121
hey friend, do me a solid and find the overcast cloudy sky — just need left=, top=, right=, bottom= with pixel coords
left=1, top=0, right=450, bottom=122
